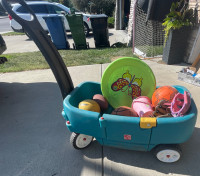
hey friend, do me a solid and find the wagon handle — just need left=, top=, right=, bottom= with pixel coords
left=0, top=0, right=74, bottom=99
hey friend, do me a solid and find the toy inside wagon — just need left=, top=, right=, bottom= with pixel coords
left=62, top=57, right=197, bottom=163
left=1, top=0, right=197, bottom=164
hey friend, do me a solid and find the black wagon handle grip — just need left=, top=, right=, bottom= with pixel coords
left=0, top=0, right=74, bottom=99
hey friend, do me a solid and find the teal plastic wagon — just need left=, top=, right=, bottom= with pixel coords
left=62, top=81, right=197, bottom=163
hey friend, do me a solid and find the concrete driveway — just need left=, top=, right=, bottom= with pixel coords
left=1, top=60, right=200, bottom=176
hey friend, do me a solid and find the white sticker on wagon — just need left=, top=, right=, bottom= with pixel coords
left=124, top=134, right=132, bottom=140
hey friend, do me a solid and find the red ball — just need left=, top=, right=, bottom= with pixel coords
left=93, top=94, right=108, bottom=110
left=111, top=106, right=138, bottom=117
left=152, top=86, right=178, bottom=107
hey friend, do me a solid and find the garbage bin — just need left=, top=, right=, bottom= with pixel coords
left=43, top=15, right=70, bottom=50
left=66, top=14, right=89, bottom=49
left=0, top=34, right=6, bottom=55
left=90, top=16, right=110, bottom=48
left=0, top=34, right=8, bottom=64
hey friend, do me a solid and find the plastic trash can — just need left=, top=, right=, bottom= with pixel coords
left=0, top=34, right=6, bottom=55
left=90, top=16, right=110, bottom=48
left=43, top=15, right=70, bottom=50
left=0, top=34, right=8, bottom=64
left=66, top=14, right=89, bottom=49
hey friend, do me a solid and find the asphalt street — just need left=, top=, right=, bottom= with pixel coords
left=0, top=16, right=12, bottom=33
left=2, top=29, right=129, bottom=53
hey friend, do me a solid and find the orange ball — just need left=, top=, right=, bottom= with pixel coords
left=152, top=86, right=178, bottom=107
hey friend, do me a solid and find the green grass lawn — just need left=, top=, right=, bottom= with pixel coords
left=136, top=45, right=163, bottom=57
left=0, top=47, right=136, bottom=73
left=1, top=32, right=25, bottom=36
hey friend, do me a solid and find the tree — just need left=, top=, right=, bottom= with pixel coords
left=91, top=0, right=115, bottom=16
left=43, top=0, right=72, bottom=7
left=59, top=0, right=72, bottom=7
left=71, top=0, right=89, bottom=12
left=71, top=0, right=115, bottom=16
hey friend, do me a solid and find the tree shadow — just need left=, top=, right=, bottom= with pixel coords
left=25, top=37, right=33, bottom=41
left=109, top=32, right=114, bottom=37
left=0, top=82, right=102, bottom=176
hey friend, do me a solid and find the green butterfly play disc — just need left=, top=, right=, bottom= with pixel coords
left=101, top=57, right=156, bottom=108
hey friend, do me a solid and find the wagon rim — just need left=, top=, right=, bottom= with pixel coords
left=76, top=134, right=93, bottom=148
left=156, top=149, right=181, bottom=163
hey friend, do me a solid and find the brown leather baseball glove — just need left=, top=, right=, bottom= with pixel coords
left=153, top=100, right=172, bottom=118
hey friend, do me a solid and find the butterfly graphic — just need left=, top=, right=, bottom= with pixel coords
left=111, top=71, right=142, bottom=99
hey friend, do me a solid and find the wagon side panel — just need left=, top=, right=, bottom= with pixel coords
left=150, top=99, right=197, bottom=147
left=101, top=114, right=152, bottom=151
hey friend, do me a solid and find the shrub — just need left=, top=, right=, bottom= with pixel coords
left=108, top=17, right=115, bottom=28
left=162, top=0, right=197, bottom=45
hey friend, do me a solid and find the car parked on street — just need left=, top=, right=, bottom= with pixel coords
left=9, top=1, right=107, bottom=36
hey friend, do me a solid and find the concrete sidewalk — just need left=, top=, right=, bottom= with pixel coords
left=0, top=59, right=200, bottom=176
left=2, top=29, right=129, bottom=54
left=0, top=15, right=8, bottom=19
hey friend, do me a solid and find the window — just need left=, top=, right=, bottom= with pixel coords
left=29, top=5, right=48, bottom=14
left=52, top=5, right=68, bottom=15
left=16, top=6, right=28, bottom=13
left=16, top=4, right=48, bottom=14
left=46, top=5, right=57, bottom=14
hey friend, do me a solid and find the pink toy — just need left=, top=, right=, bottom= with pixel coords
left=171, top=91, right=191, bottom=117
left=132, top=96, right=154, bottom=117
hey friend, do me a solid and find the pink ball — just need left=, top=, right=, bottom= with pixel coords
left=93, top=94, right=108, bottom=110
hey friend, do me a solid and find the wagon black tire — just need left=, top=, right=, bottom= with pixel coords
left=70, top=132, right=93, bottom=150
left=154, top=144, right=182, bottom=163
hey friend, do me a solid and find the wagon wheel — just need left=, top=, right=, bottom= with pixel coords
left=154, top=144, right=182, bottom=163
left=70, top=132, right=93, bottom=149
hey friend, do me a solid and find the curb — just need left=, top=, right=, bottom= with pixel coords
left=0, top=31, right=12, bottom=34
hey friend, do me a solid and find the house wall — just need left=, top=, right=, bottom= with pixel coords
left=115, top=0, right=135, bottom=45
left=118, top=0, right=200, bottom=46
left=115, top=0, right=125, bottom=30
left=189, top=0, right=200, bottom=22
left=127, top=0, right=136, bottom=46
left=188, top=1, right=200, bottom=64
left=188, top=26, right=200, bottom=64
